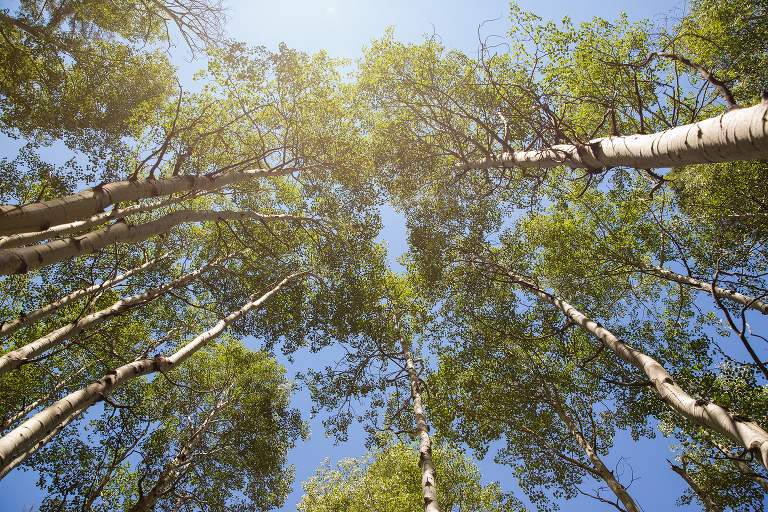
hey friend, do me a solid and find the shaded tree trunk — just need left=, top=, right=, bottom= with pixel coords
left=0, top=271, right=310, bottom=476
left=667, top=459, right=723, bottom=512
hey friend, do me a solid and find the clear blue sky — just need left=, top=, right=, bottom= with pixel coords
left=0, top=0, right=718, bottom=511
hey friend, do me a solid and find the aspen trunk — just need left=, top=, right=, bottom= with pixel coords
left=543, top=383, right=641, bottom=512
left=0, top=193, right=203, bottom=249
left=0, top=257, right=217, bottom=377
left=481, top=258, right=768, bottom=470
left=0, top=209, right=318, bottom=276
left=0, top=271, right=309, bottom=476
left=457, top=95, right=768, bottom=171
left=700, top=430, right=768, bottom=492
left=391, top=312, right=440, bottom=512
left=0, top=253, right=169, bottom=339
left=0, top=167, right=296, bottom=236
left=637, top=263, right=768, bottom=315
left=128, top=394, right=229, bottom=512
left=667, top=460, right=723, bottom=512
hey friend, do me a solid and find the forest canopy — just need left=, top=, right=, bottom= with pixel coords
left=0, top=0, right=767, bottom=511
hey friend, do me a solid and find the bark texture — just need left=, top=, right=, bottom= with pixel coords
left=0, top=271, right=309, bottom=475
left=543, top=384, right=641, bottom=512
left=0, top=168, right=296, bottom=236
left=0, top=253, right=169, bottom=339
left=0, top=210, right=317, bottom=276
left=481, top=258, right=768, bottom=471
left=700, top=430, right=768, bottom=492
left=0, top=258, right=215, bottom=377
left=457, top=96, right=768, bottom=171
left=0, top=193, right=202, bottom=249
left=392, top=312, right=441, bottom=512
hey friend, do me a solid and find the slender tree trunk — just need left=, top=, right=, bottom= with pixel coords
left=542, top=382, right=641, bottom=512
left=0, top=271, right=310, bottom=476
left=0, top=209, right=319, bottom=276
left=0, top=193, right=205, bottom=249
left=700, top=429, right=768, bottom=492
left=391, top=311, right=441, bottom=512
left=477, top=257, right=768, bottom=470
left=667, top=459, right=723, bottom=512
left=0, top=256, right=219, bottom=377
left=0, top=363, right=88, bottom=430
left=128, top=394, right=229, bottom=512
left=0, top=400, right=88, bottom=479
left=457, top=95, right=768, bottom=171
left=637, top=263, right=768, bottom=315
left=0, top=167, right=297, bottom=236
left=0, top=253, right=169, bottom=338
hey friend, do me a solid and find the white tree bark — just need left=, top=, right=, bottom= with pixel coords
left=549, top=390, right=640, bottom=511
left=457, top=96, right=768, bottom=171
left=0, top=253, right=169, bottom=339
left=0, top=257, right=218, bottom=377
left=478, top=257, right=768, bottom=471
left=0, top=167, right=296, bottom=236
left=700, top=429, right=768, bottom=492
left=637, top=263, right=768, bottom=315
left=0, top=193, right=205, bottom=249
left=391, top=311, right=441, bottom=512
left=0, top=271, right=310, bottom=475
left=0, top=209, right=319, bottom=276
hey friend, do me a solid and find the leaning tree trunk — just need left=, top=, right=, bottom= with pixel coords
left=700, top=429, right=768, bottom=492
left=0, top=167, right=297, bottom=236
left=0, top=256, right=223, bottom=377
left=457, top=95, right=768, bottom=171
left=0, top=192, right=205, bottom=249
left=476, top=256, right=768, bottom=471
left=635, top=262, right=768, bottom=315
left=391, top=311, right=441, bottom=512
left=542, top=382, right=642, bottom=512
left=0, top=271, right=310, bottom=476
left=667, top=459, right=723, bottom=512
left=0, top=252, right=170, bottom=338
left=0, top=209, right=319, bottom=276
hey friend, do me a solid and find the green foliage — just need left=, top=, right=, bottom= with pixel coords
left=298, top=436, right=521, bottom=512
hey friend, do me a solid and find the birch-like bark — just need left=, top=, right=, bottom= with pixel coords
left=0, top=209, right=319, bottom=276
left=457, top=95, right=768, bottom=171
left=478, top=257, right=768, bottom=470
left=0, top=257, right=218, bottom=377
left=637, top=263, right=768, bottom=315
left=0, top=253, right=169, bottom=339
left=128, top=394, right=230, bottom=512
left=542, top=383, right=641, bottom=512
left=0, top=400, right=88, bottom=480
left=0, top=167, right=297, bottom=236
left=667, top=460, right=723, bottom=512
left=700, top=429, right=768, bottom=492
left=391, top=312, right=440, bottom=512
left=0, top=192, right=204, bottom=249
left=0, top=271, right=309, bottom=475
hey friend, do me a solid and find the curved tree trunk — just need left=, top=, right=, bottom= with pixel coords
left=391, top=311, right=441, bottom=512
left=0, top=271, right=310, bottom=476
left=457, top=96, right=768, bottom=171
left=476, top=256, right=768, bottom=471
left=0, top=167, right=297, bottom=236
left=0, top=209, right=319, bottom=276
left=0, top=257, right=219, bottom=377
left=0, top=252, right=169, bottom=338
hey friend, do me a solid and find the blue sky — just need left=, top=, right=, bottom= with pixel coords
left=0, top=0, right=731, bottom=511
